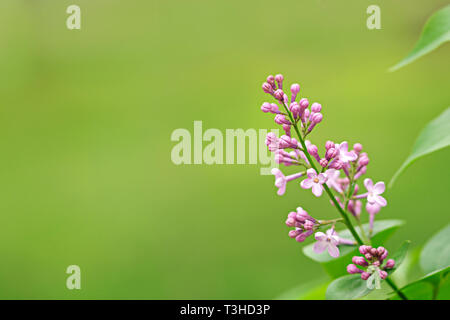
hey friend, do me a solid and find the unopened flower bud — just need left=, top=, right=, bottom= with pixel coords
left=359, top=155, right=369, bottom=167
left=352, top=256, right=369, bottom=267
left=288, top=229, right=301, bottom=239
left=370, top=248, right=378, bottom=256
left=267, top=75, right=276, bottom=89
left=311, top=102, right=322, bottom=113
left=282, top=124, right=291, bottom=136
left=274, top=89, right=284, bottom=101
left=299, top=98, right=309, bottom=117
left=291, top=84, right=300, bottom=102
left=325, top=148, right=338, bottom=160
left=295, top=231, right=310, bottom=242
left=365, top=253, right=373, bottom=261
left=329, top=159, right=343, bottom=170
left=347, top=264, right=362, bottom=274
left=385, top=259, right=395, bottom=269
left=303, top=219, right=315, bottom=230
left=353, top=143, right=363, bottom=153
left=325, top=140, right=335, bottom=150
left=274, top=114, right=291, bottom=125
left=261, top=102, right=271, bottom=113
left=307, top=144, right=318, bottom=157
left=262, top=82, right=274, bottom=94
left=377, top=247, right=386, bottom=256
left=319, top=158, right=328, bottom=167
left=379, top=270, right=388, bottom=280
left=310, top=112, right=323, bottom=124
left=354, top=166, right=367, bottom=180
left=275, top=74, right=284, bottom=89
left=359, top=245, right=370, bottom=255
left=361, top=272, right=371, bottom=280
left=290, top=102, right=301, bottom=119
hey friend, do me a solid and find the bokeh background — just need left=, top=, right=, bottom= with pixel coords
left=0, top=0, right=449, bottom=299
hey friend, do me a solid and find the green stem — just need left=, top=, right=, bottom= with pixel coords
left=356, top=219, right=371, bottom=245
left=385, top=278, right=408, bottom=300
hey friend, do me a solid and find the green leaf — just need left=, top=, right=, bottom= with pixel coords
left=302, top=220, right=404, bottom=278
left=389, top=5, right=450, bottom=71
left=275, top=279, right=329, bottom=300
left=387, top=241, right=410, bottom=276
left=390, top=266, right=450, bottom=300
left=389, top=107, right=450, bottom=188
left=326, top=274, right=371, bottom=300
left=326, top=241, right=410, bottom=300
left=420, top=224, right=450, bottom=274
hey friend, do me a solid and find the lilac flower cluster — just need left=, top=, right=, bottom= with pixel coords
left=260, top=74, right=395, bottom=288
left=347, top=245, right=395, bottom=289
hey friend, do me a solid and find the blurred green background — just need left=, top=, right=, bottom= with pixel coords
left=0, top=0, right=448, bottom=299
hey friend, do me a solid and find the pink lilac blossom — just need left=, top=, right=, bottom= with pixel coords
left=313, top=229, right=340, bottom=258
left=335, top=141, right=358, bottom=164
left=300, top=168, right=327, bottom=197
left=325, top=169, right=343, bottom=193
left=271, top=168, right=304, bottom=196
left=364, top=179, right=387, bottom=207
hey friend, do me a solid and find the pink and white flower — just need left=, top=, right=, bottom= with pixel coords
left=325, top=169, right=343, bottom=193
left=335, top=141, right=357, bottom=164
left=313, top=229, right=340, bottom=258
left=300, top=168, right=327, bottom=197
left=271, top=168, right=303, bottom=196
left=364, top=178, right=387, bottom=207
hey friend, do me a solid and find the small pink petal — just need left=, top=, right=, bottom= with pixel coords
left=339, top=141, right=349, bottom=152
left=373, top=182, right=385, bottom=195
left=327, top=244, right=340, bottom=258
left=312, top=184, right=323, bottom=197
left=277, top=184, right=286, bottom=196
left=301, top=178, right=314, bottom=189
left=313, top=240, right=328, bottom=254
left=314, top=232, right=327, bottom=241
left=375, top=195, right=387, bottom=207
left=364, top=178, right=373, bottom=191
left=306, top=168, right=317, bottom=179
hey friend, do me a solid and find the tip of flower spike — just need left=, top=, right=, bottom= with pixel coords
left=311, top=103, right=322, bottom=113
left=353, top=143, right=363, bottom=153
left=290, top=83, right=300, bottom=94
left=262, top=82, right=273, bottom=94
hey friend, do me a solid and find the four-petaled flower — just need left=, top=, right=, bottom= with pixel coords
left=271, top=168, right=303, bottom=196
left=336, top=141, right=357, bottom=164
left=325, top=169, right=343, bottom=193
left=313, top=229, right=340, bottom=258
left=300, top=168, right=327, bottom=197
left=364, top=178, right=387, bottom=207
